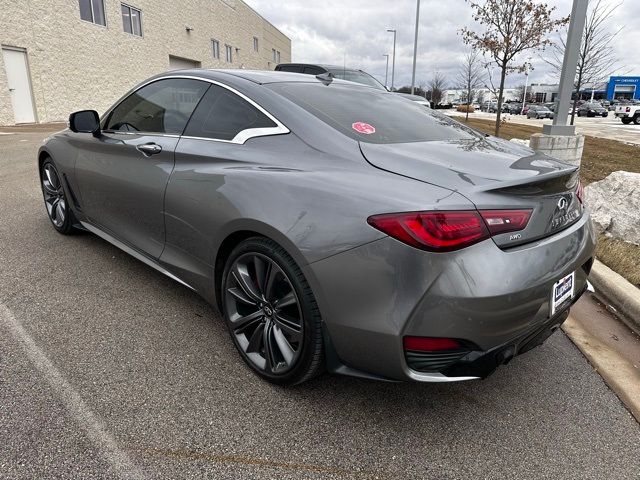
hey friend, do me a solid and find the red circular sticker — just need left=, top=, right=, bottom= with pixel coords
left=352, top=122, right=376, bottom=135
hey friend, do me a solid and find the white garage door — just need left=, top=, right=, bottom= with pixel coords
left=169, top=56, right=201, bottom=70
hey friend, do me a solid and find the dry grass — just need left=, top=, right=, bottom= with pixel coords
left=595, top=236, right=640, bottom=287
left=460, top=117, right=640, bottom=285
left=460, top=117, right=640, bottom=185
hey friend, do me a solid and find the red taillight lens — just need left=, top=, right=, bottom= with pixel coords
left=576, top=179, right=584, bottom=204
left=368, top=209, right=532, bottom=252
left=479, top=209, right=532, bottom=235
left=403, top=336, right=463, bottom=352
left=367, top=211, right=489, bottom=252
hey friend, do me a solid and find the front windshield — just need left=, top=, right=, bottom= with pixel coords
left=330, top=70, right=386, bottom=90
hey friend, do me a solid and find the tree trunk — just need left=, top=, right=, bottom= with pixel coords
left=465, top=85, right=470, bottom=122
left=495, top=64, right=507, bottom=137
left=571, top=69, right=584, bottom=126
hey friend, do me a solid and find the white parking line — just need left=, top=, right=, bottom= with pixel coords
left=0, top=302, right=146, bottom=479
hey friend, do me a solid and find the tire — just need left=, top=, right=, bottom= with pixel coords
left=621, top=118, right=632, bottom=125
left=634, top=115, right=640, bottom=125
left=40, top=158, right=77, bottom=235
left=221, top=237, right=324, bottom=385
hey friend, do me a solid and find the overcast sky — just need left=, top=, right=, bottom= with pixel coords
left=245, top=0, right=640, bottom=89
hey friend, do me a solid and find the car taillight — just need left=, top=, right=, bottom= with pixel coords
left=403, top=336, right=463, bottom=352
left=576, top=179, right=585, bottom=204
left=367, top=211, right=489, bottom=252
left=367, top=209, right=532, bottom=252
left=479, top=209, right=532, bottom=235
left=626, top=107, right=631, bottom=112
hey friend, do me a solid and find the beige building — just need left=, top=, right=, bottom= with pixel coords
left=0, top=0, right=290, bottom=125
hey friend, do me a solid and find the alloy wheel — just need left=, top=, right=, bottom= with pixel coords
left=224, top=253, right=304, bottom=375
left=41, top=163, right=67, bottom=228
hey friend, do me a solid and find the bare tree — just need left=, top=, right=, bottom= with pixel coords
left=456, top=49, right=486, bottom=120
left=544, top=0, right=623, bottom=125
left=428, top=72, right=447, bottom=106
left=461, top=0, right=568, bottom=136
left=513, top=84, right=533, bottom=103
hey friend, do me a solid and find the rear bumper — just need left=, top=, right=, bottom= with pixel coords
left=310, top=212, right=596, bottom=382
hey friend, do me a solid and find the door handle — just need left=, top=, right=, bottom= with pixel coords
left=8, top=88, right=15, bottom=92
left=136, top=142, right=162, bottom=156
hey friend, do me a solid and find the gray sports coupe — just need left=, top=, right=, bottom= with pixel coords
left=38, top=69, right=595, bottom=385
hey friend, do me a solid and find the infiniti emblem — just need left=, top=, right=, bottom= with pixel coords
left=263, top=305, right=273, bottom=317
left=557, top=197, right=568, bottom=210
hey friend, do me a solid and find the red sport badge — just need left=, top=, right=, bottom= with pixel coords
left=352, top=122, right=376, bottom=134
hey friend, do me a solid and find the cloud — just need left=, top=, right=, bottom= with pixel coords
left=246, top=0, right=639, bottom=89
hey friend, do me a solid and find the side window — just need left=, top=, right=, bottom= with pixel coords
left=105, top=79, right=209, bottom=134
left=183, top=84, right=277, bottom=141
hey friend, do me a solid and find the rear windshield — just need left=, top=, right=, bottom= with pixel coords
left=267, top=83, right=478, bottom=144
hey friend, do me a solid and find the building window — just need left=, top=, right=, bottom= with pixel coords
left=276, top=51, right=281, bottom=63
left=121, top=4, right=142, bottom=36
left=253, top=37, right=259, bottom=52
left=272, top=49, right=276, bottom=62
left=225, top=45, right=233, bottom=63
left=212, top=40, right=220, bottom=59
left=79, top=0, right=106, bottom=26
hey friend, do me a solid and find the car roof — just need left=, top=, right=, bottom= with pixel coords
left=159, top=68, right=365, bottom=86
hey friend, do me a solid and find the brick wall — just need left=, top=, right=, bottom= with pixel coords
left=0, top=0, right=291, bottom=125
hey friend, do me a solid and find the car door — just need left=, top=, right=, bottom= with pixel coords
left=75, top=78, right=210, bottom=258
left=161, top=82, right=288, bottom=288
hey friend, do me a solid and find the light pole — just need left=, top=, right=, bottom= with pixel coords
left=520, top=59, right=531, bottom=115
left=543, top=0, right=589, bottom=135
left=410, top=0, right=421, bottom=95
left=383, top=54, right=390, bottom=87
left=387, top=29, right=396, bottom=91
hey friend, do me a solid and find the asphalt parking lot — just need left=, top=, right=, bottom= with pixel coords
left=446, top=109, right=640, bottom=145
left=1, top=129, right=639, bottom=479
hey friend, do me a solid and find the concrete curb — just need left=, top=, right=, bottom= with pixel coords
left=590, top=259, right=640, bottom=335
left=562, top=315, right=640, bottom=424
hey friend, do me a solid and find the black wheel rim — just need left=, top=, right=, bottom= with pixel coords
left=224, top=253, right=304, bottom=375
left=41, top=163, right=66, bottom=228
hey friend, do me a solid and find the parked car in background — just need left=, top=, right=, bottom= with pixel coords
left=527, top=105, right=554, bottom=119
left=521, top=104, right=531, bottom=116
left=38, top=69, right=595, bottom=385
left=544, top=102, right=557, bottom=113
left=397, top=93, right=431, bottom=108
left=577, top=102, right=608, bottom=118
left=275, top=63, right=387, bottom=91
left=480, top=101, right=497, bottom=112
left=615, top=104, right=640, bottom=124
left=505, top=102, right=522, bottom=114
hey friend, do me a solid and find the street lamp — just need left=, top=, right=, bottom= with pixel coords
left=383, top=54, right=390, bottom=87
left=543, top=0, right=589, bottom=136
left=410, top=0, right=421, bottom=95
left=520, top=58, right=532, bottom=115
left=387, top=29, right=396, bottom=91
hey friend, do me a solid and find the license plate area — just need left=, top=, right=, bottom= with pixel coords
left=551, top=271, right=575, bottom=316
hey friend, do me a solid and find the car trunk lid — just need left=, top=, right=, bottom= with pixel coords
left=359, top=136, right=583, bottom=248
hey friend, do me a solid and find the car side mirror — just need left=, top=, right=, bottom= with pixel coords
left=69, top=110, right=100, bottom=136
